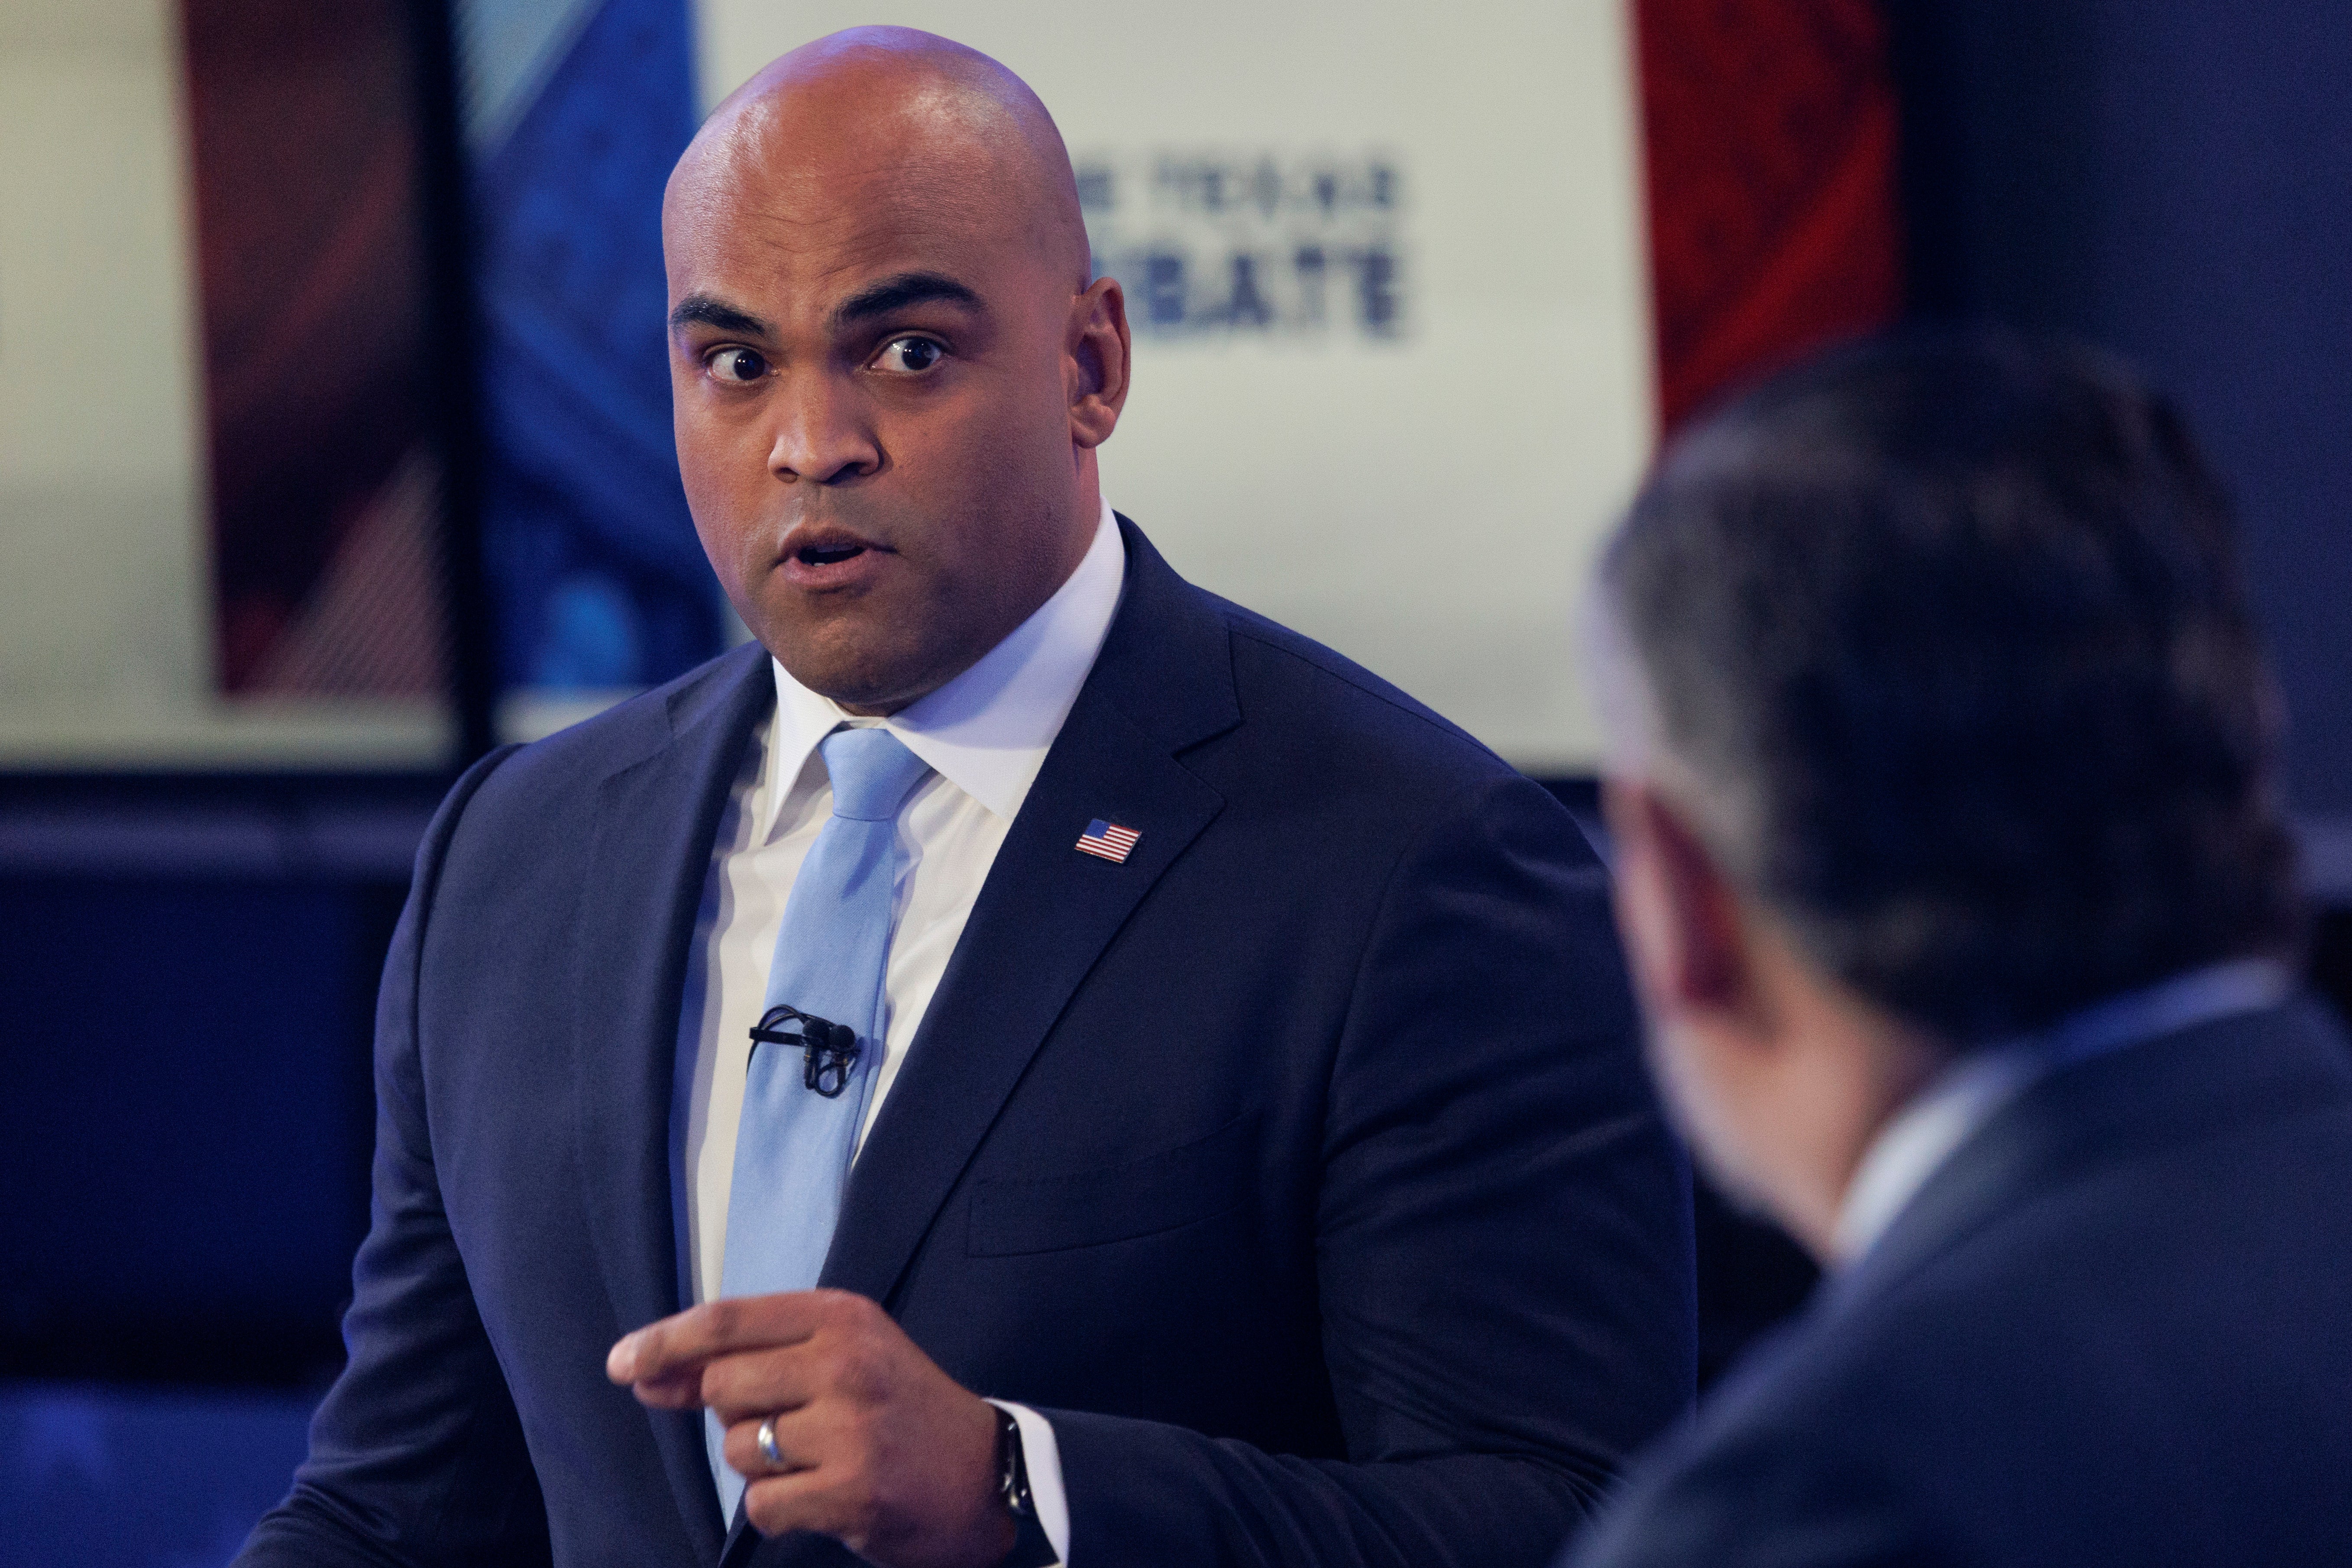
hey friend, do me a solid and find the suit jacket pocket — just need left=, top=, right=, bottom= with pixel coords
left=967, top=1114, right=1255, bottom=1256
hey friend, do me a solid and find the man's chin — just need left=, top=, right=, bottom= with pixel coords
left=764, top=637, right=940, bottom=718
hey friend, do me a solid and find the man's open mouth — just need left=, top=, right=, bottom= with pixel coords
left=776, top=524, right=884, bottom=585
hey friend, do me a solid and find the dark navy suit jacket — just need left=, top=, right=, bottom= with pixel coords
left=1564, top=996, right=2352, bottom=1568
left=237, top=519, right=1696, bottom=1568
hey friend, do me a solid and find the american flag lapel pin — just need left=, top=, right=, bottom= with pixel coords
left=1074, top=818, right=1141, bottom=864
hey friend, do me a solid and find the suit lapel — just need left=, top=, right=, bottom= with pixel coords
left=571, top=643, right=772, bottom=1562
left=822, top=520, right=1242, bottom=1306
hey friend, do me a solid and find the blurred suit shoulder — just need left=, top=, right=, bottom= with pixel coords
left=1566, top=998, right=2352, bottom=1568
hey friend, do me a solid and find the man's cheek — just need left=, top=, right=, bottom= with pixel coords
left=683, top=503, right=747, bottom=601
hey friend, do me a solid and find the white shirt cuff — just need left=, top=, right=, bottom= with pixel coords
left=986, top=1400, right=1070, bottom=1565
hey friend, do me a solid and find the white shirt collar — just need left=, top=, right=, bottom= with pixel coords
left=759, top=499, right=1125, bottom=839
left=1832, top=956, right=2296, bottom=1266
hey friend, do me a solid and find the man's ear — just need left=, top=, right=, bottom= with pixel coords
left=1067, top=276, right=1131, bottom=449
left=1601, top=778, right=1756, bottom=1025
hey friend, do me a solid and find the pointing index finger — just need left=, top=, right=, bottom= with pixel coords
left=606, top=1291, right=836, bottom=1387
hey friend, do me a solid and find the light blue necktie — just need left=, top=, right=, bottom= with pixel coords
left=706, top=726, right=930, bottom=1514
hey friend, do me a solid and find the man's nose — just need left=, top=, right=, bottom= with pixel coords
left=766, top=372, right=881, bottom=484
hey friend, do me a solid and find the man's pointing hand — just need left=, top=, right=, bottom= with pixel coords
left=609, top=1288, right=1015, bottom=1568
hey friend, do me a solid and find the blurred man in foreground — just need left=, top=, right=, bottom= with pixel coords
left=236, top=26, right=1693, bottom=1568
left=1567, top=333, right=2352, bottom=1566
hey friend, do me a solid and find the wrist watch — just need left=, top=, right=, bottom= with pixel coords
left=992, top=1405, right=1058, bottom=1568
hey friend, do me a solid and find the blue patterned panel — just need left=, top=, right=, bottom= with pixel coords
left=472, top=0, right=725, bottom=694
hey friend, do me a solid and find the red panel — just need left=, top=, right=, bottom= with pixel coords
left=180, top=0, right=444, bottom=695
left=1635, top=0, right=1904, bottom=433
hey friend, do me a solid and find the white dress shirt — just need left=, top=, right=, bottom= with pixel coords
left=1832, top=956, right=2296, bottom=1265
left=672, top=499, right=1123, bottom=1562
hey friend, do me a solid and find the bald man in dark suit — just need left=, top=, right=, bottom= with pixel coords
left=237, top=29, right=1694, bottom=1568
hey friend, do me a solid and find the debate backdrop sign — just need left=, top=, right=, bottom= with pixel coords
left=0, top=0, right=1899, bottom=772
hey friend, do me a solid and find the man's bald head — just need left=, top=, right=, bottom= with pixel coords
left=660, top=27, right=1130, bottom=715
left=669, top=27, right=1090, bottom=291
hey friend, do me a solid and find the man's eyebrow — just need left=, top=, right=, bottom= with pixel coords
left=669, top=294, right=772, bottom=336
left=830, top=271, right=984, bottom=328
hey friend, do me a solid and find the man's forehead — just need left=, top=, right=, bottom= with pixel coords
left=666, top=40, right=1085, bottom=297
left=675, top=129, right=1013, bottom=252
left=667, top=179, right=1013, bottom=317
left=683, top=68, right=1012, bottom=209
left=683, top=115, right=972, bottom=212
left=677, top=154, right=1063, bottom=324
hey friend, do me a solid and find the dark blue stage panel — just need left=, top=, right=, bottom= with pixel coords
left=0, top=877, right=395, bottom=1383
left=0, top=1382, right=315, bottom=1566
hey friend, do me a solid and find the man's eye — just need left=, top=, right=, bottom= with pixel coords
left=705, top=347, right=768, bottom=383
left=875, top=336, right=944, bottom=374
